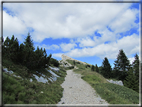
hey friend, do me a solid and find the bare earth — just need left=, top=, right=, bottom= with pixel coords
left=58, top=70, right=108, bottom=105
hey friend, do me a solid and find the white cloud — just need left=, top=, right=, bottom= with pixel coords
left=52, top=53, right=63, bottom=58
left=3, top=2, right=140, bottom=62
left=60, top=43, right=77, bottom=52
left=3, top=3, right=136, bottom=43
left=114, top=33, right=140, bottom=56
left=109, top=8, right=139, bottom=33
left=3, top=11, right=28, bottom=42
left=38, top=44, right=60, bottom=50
left=77, top=37, right=95, bottom=47
left=128, top=57, right=135, bottom=64
left=55, top=33, right=140, bottom=60
left=93, top=29, right=117, bottom=46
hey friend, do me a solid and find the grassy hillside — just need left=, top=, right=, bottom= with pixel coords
left=2, top=58, right=66, bottom=104
left=67, top=59, right=139, bottom=104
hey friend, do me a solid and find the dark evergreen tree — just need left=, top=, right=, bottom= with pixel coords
left=3, top=33, right=54, bottom=72
left=91, top=65, right=95, bottom=71
left=3, top=37, right=10, bottom=58
left=23, top=33, right=35, bottom=67
left=101, top=57, right=112, bottom=78
left=24, top=33, right=35, bottom=51
left=50, top=57, right=59, bottom=67
left=73, top=60, right=76, bottom=66
left=9, top=37, right=19, bottom=63
left=124, top=68, right=137, bottom=92
left=132, top=54, right=139, bottom=93
left=43, top=48, right=48, bottom=67
left=18, top=43, right=25, bottom=64
left=96, top=64, right=99, bottom=73
left=1, top=36, right=4, bottom=45
left=98, top=66, right=102, bottom=73
left=1, top=36, right=4, bottom=55
left=113, top=49, right=130, bottom=81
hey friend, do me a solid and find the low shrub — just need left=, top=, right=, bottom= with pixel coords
left=50, top=58, right=59, bottom=67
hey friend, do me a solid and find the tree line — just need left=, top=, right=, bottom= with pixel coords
left=91, top=49, right=140, bottom=93
left=1, top=33, right=59, bottom=71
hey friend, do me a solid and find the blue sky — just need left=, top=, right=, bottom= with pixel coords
left=3, top=2, right=140, bottom=68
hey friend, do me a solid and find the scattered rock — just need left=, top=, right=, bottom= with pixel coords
left=30, top=78, right=33, bottom=82
left=49, top=66, right=59, bottom=72
left=106, top=79, right=123, bottom=86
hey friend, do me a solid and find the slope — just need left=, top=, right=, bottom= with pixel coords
left=2, top=57, right=66, bottom=104
left=65, top=59, right=139, bottom=104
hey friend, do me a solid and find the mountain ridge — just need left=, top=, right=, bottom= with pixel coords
left=61, top=54, right=89, bottom=65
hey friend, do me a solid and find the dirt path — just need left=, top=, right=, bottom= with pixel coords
left=58, top=70, right=108, bottom=104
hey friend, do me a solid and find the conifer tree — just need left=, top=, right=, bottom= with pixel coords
left=3, top=37, right=10, bottom=58
left=101, top=57, right=112, bottom=78
left=10, top=37, right=19, bottom=63
left=132, top=54, right=139, bottom=93
left=1, top=36, right=4, bottom=55
left=96, top=64, right=99, bottom=73
left=23, top=33, right=35, bottom=67
left=113, top=49, right=130, bottom=81
left=24, top=33, right=35, bottom=51
left=124, top=68, right=137, bottom=92
left=18, top=43, right=25, bottom=64
left=73, top=60, right=76, bottom=66
left=91, top=65, right=95, bottom=71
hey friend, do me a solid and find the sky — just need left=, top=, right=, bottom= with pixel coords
left=2, top=0, right=141, bottom=68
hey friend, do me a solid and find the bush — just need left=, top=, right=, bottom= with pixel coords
left=50, top=58, right=59, bottom=67
left=86, top=65, right=90, bottom=68
left=65, top=66, right=74, bottom=70
left=68, top=66, right=74, bottom=69
left=76, top=62, right=80, bottom=64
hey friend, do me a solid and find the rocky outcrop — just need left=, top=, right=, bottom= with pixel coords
left=106, top=79, right=123, bottom=86
left=61, top=54, right=87, bottom=65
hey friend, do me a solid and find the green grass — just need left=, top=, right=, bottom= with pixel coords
left=93, top=83, right=139, bottom=104
left=66, top=59, right=140, bottom=104
left=66, top=60, right=74, bottom=65
left=2, top=58, right=67, bottom=104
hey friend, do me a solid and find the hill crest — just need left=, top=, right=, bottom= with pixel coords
left=61, top=54, right=87, bottom=65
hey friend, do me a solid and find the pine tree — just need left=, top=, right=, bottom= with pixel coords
left=73, top=60, right=76, bottom=66
left=101, top=57, right=112, bottom=78
left=24, top=33, right=35, bottom=51
left=3, top=37, right=10, bottom=58
left=91, top=65, right=95, bottom=71
left=18, top=43, right=25, bottom=64
left=96, top=64, right=99, bottom=73
left=1, top=36, right=4, bottom=55
left=23, top=33, right=35, bottom=67
left=9, top=37, right=19, bottom=63
left=124, top=68, right=137, bottom=92
left=1, top=36, right=4, bottom=45
left=132, top=54, right=139, bottom=93
left=113, top=49, right=130, bottom=81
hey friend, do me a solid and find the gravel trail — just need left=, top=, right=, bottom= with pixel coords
left=58, top=70, right=108, bottom=104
